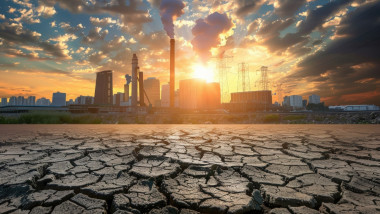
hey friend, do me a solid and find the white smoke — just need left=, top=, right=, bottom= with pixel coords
left=159, top=0, right=185, bottom=38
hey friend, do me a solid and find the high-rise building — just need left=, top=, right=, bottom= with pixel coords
left=9, top=96, right=17, bottom=106
left=52, top=92, right=66, bottom=106
left=1, top=98, right=7, bottom=106
left=131, top=55, right=138, bottom=107
left=36, top=98, right=51, bottom=106
left=27, top=96, right=36, bottom=106
left=75, top=96, right=94, bottom=105
left=17, top=96, right=25, bottom=106
left=94, top=70, right=113, bottom=105
left=144, top=77, right=160, bottom=107
left=161, top=84, right=170, bottom=107
left=179, top=79, right=221, bottom=110
left=283, top=95, right=303, bottom=108
left=309, top=94, right=320, bottom=104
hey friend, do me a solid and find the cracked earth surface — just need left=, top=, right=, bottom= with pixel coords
left=0, top=125, right=379, bottom=214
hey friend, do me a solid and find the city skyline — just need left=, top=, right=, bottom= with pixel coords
left=0, top=0, right=379, bottom=106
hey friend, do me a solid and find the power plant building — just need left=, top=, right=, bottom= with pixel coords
left=229, top=90, right=272, bottom=112
left=144, top=77, right=160, bottom=107
left=94, top=70, right=113, bottom=105
left=179, top=79, right=221, bottom=110
left=161, top=84, right=170, bottom=107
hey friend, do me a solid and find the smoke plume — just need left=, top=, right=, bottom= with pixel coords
left=191, top=12, right=233, bottom=60
left=159, top=0, right=185, bottom=38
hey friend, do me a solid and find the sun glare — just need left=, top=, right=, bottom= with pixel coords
left=192, top=64, right=215, bottom=83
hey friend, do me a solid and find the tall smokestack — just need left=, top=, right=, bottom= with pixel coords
left=131, top=54, right=138, bottom=107
left=170, top=39, right=175, bottom=108
left=139, top=71, right=144, bottom=107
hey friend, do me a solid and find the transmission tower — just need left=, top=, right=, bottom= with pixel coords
left=258, top=66, right=269, bottom=91
left=238, top=62, right=250, bottom=92
left=213, top=55, right=233, bottom=103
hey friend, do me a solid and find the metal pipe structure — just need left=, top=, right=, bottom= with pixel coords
left=139, top=71, right=144, bottom=107
left=131, top=54, right=138, bottom=107
left=170, top=39, right=175, bottom=108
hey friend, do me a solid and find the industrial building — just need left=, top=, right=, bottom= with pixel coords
left=329, top=105, right=380, bottom=111
left=52, top=92, right=66, bottom=106
left=179, top=79, right=221, bottom=110
left=228, top=90, right=272, bottom=112
left=309, top=94, right=321, bottom=104
left=94, top=70, right=113, bottom=105
left=144, top=77, right=160, bottom=107
left=283, top=95, right=303, bottom=109
left=161, top=84, right=170, bottom=107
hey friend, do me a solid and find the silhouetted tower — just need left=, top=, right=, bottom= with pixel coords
left=170, top=39, right=175, bottom=108
left=94, top=70, right=113, bottom=105
left=131, top=54, right=138, bottom=107
left=215, top=54, right=233, bottom=103
left=124, top=74, right=131, bottom=102
left=139, top=71, right=144, bottom=106
left=238, top=62, right=250, bottom=92
left=259, top=66, right=269, bottom=91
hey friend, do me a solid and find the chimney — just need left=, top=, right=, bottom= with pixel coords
left=170, top=39, right=175, bottom=108
left=139, top=71, right=144, bottom=106
left=131, top=54, right=138, bottom=107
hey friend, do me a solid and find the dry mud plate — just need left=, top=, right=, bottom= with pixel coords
left=0, top=124, right=379, bottom=214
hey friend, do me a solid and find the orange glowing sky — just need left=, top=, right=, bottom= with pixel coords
left=0, top=0, right=379, bottom=105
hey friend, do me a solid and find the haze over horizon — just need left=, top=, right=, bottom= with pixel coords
left=0, top=0, right=379, bottom=105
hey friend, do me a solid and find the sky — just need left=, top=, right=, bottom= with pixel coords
left=0, top=0, right=379, bottom=105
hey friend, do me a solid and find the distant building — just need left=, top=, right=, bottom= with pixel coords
left=179, top=79, right=221, bottom=110
left=161, top=84, right=170, bottom=107
left=309, top=94, right=320, bottom=104
left=230, top=90, right=272, bottom=112
left=302, top=99, right=307, bottom=107
left=27, top=96, right=36, bottom=106
left=75, top=96, right=94, bottom=105
left=94, top=70, right=113, bottom=105
left=283, top=95, right=303, bottom=108
left=9, top=96, right=17, bottom=106
left=1, top=98, right=7, bottom=106
left=67, top=99, right=75, bottom=105
left=36, top=98, right=51, bottom=106
left=113, top=92, right=124, bottom=106
left=52, top=92, right=66, bottom=106
left=329, top=105, right=380, bottom=111
left=17, top=96, right=25, bottom=106
left=144, top=77, right=160, bottom=107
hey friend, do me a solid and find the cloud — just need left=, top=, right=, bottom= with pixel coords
left=36, top=5, right=56, bottom=17
left=191, top=12, right=234, bottom=61
left=81, top=27, right=108, bottom=44
left=159, top=0, right=186, bottom=38
left=89, top=17, right=117, bottom=26
left=274, top=0, right=307, bottom=17
left=0, top=14, right=5, bottom=19
left=235, top=0, right=266, bottom=17
left=288, top=1, right=380, bottom=105
left=0, top=22, right=71, bottom=59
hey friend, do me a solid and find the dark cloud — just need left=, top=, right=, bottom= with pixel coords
left=235, top=0, right=266, bottom=17
left=297, top=0, right=353, bottom=35
left=191, top=12, right=233, bottom=60
left=159, top=0, right=185, bottom=38
left=81, top=27, right=108, bottom=44
left=274, top=0, right=306, bottom=17
left=289, top=1, right=380, bottom=105
left=249, top=0, right=353, bottom=55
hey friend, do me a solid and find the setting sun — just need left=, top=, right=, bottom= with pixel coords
left=192, top=64, right=215, bottom=83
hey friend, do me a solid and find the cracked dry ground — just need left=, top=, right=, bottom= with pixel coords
left=0, top=125, right=379, bottom=214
